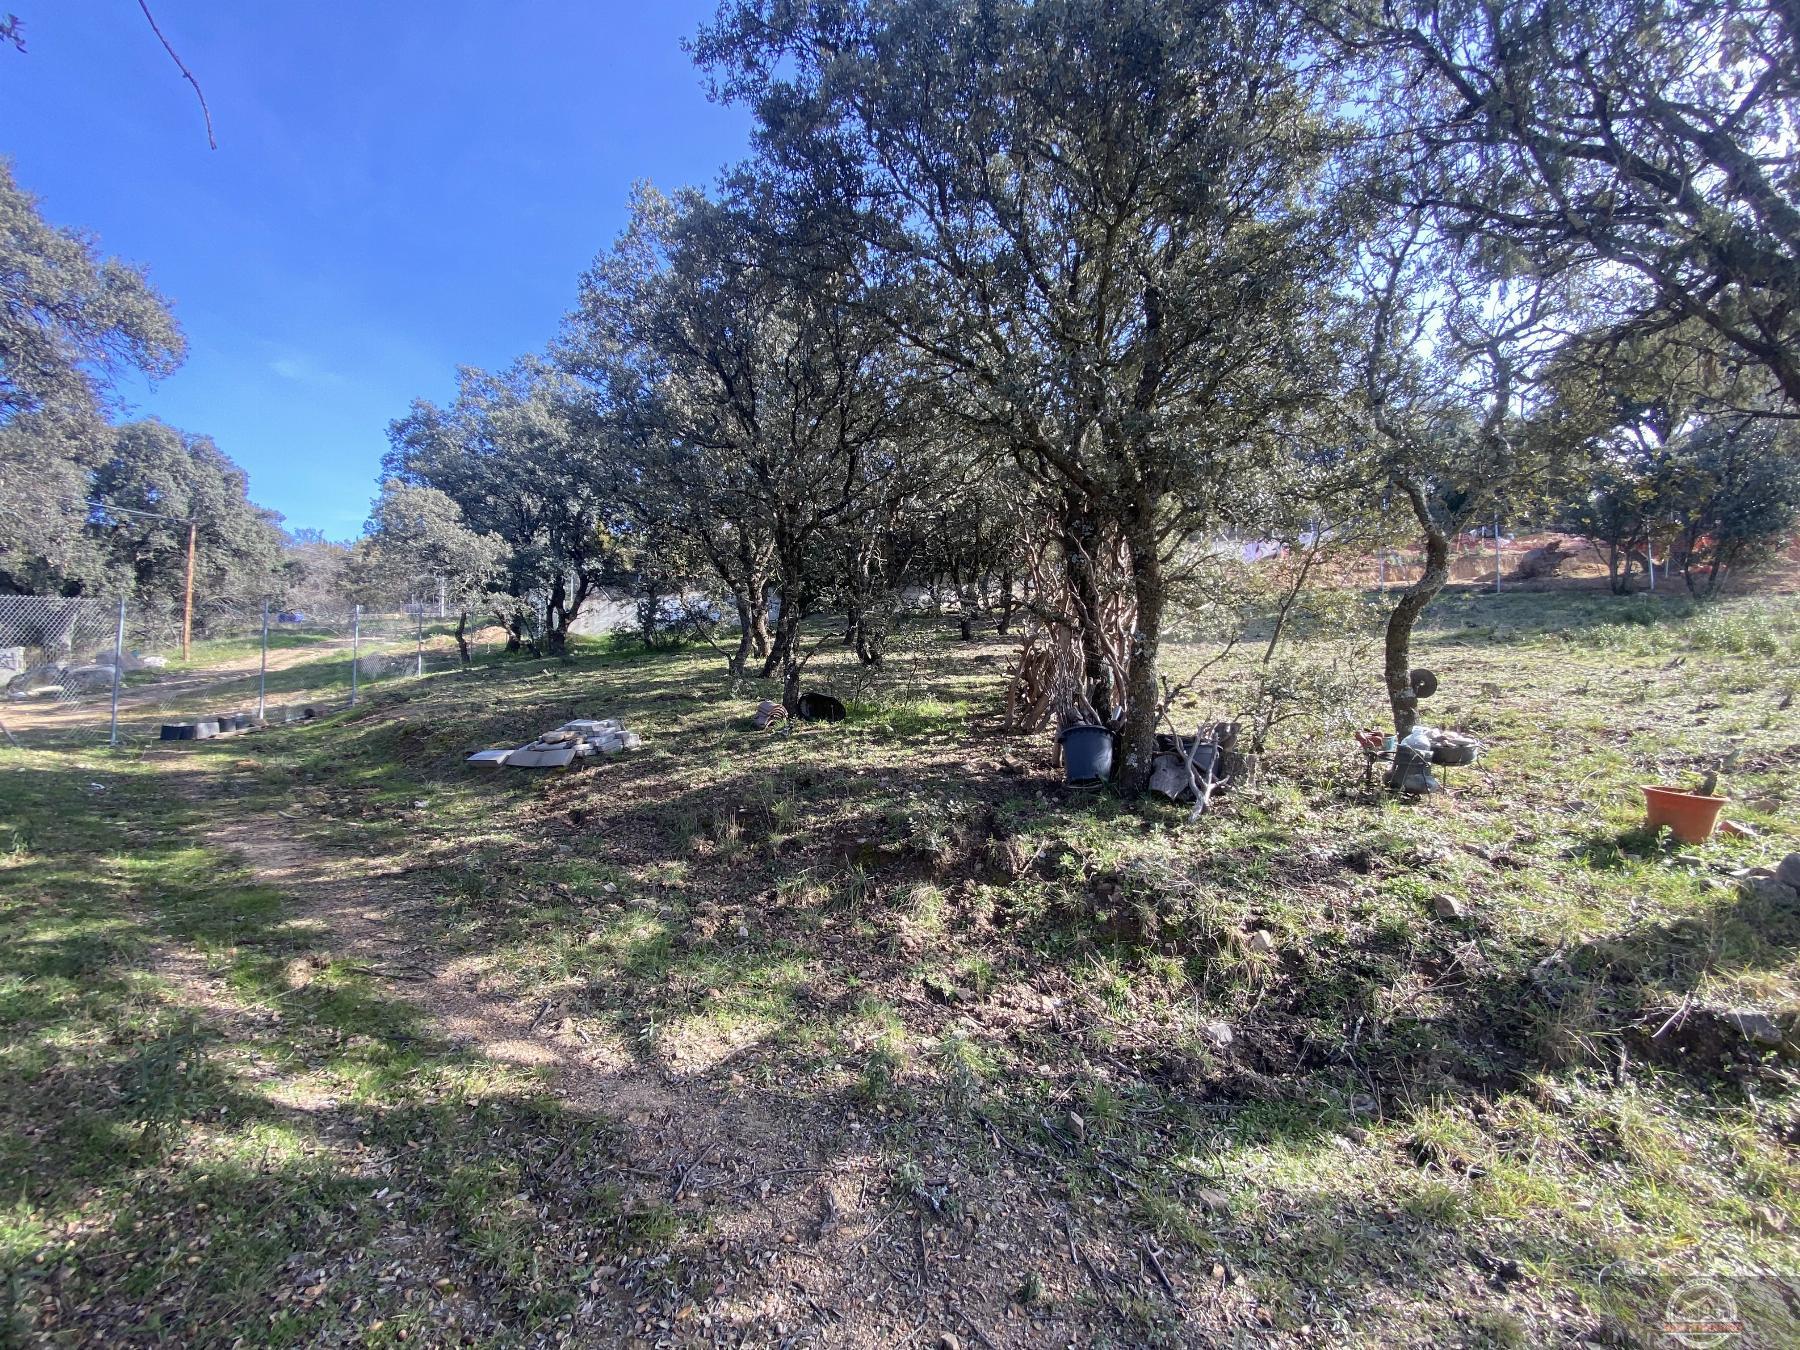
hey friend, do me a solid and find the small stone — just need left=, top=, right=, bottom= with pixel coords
left=1067, top=1111, right=1086, bottom=1141
left=1246, top=930, right=1276, bottom=955
left=1433, top=895, right=1467, bottom=920
left=1743, top=875, right=1799, bottom=908
left=736, top=924, right=750, bottom=939
left=1200, top=1019, right=1233, bottom=1050
left=1778, top=852, right=1800, bottom=890
left=1196, top=1188, right=1231, bottom=1216
left=937, top=1335, right=961, bottom=1350
left=1719, top=1009, right=1784, bottom=1047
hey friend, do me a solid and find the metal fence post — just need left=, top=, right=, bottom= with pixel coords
left=415, top=608, right=425, bottom=677
left=108, top=595, right=126, bottom=749
left=350, top=603, right=361, bottom=706
left=1493, top=512, right=1502, bottom=594
left=258, top=598, right=269, bottom=720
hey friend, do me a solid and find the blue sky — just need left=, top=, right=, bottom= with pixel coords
left=0, top=1, right=750, bottom=537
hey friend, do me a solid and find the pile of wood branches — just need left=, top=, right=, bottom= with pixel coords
left=1004, top=531, right=1133, bottom=733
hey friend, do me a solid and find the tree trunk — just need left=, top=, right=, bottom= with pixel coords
left=454, top=611, right=471, bottom=664
left=764, top=589, right=800, bottom=685
left=1385, top=484, right=1452, bottom=737
left=1116, top=510, right=1165, bottom=793
left=1061, top=501, right=1115, bottom=724
left=751, top=591, right=771, bottom=658
left=729, top=592, right=754, bottom=677
left=1703, top=545, right=1727, bottom=597
left=855, top=623, right=884, bottom=666
left=782, top=650, right=802, bottom=712
left=996, top=571, right=1016, bottom=636
left=637, top=582, right=662, bottom=650
left=544, top=577, right=571, bottom=657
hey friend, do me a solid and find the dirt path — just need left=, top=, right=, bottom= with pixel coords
left=153, top=757, right=1125, bottom=1347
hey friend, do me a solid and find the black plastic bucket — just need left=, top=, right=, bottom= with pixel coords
left=1059, top=723, right=1114, bottom=783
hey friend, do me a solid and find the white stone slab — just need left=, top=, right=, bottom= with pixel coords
left=505, top=743, right=577, bottom=769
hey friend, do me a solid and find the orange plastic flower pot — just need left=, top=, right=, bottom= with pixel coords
left=1641, top=786, right=1728, bottom=844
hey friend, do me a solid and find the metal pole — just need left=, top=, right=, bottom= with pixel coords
left=350, top=603, right=361, bottom=706
left=108, top=595, right=126, bottom=749
left=1647, top=531, right=1657, bottom=592
left=257, top=598, right=269, bottom=720
left=1493, top=512, right=1502, bottom=594
left=415, top=607, right=424, bottom=677
left=181, top=521, right=197, bottom=660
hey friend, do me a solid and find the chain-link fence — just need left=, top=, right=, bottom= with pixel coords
left=1, top=595, right=491, bottom=752
left=0, top=595, right=129, bottom=749
left=1367, top=531, right=1600, bottom=590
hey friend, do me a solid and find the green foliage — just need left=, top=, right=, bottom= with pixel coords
left=0, top=161, right=189, bottom=597
left=384, top=358, right=633, bottom=652
left=87, top=419, right=288, bottom=618
left=0, top=160, right=184, bottom=424
left=360, top=481, right=508, bottom=644
left=1665, top=417, right=1800, bottom=596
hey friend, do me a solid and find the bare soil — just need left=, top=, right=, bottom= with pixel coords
left=174, top=757, right=1180, bottom=1348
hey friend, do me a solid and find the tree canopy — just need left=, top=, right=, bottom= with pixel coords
left=0, top=159, right=184, bottom=424
left=384, top=357, right=632, bottom=654
left=365, top=0, right=1800, bottom=760
left=693, top=0, right=1358, bottom=781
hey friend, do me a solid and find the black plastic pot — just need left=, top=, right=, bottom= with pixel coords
left=160, top=723, right=198, bottom=741
left=1058, top=723, right=1114, bottom=783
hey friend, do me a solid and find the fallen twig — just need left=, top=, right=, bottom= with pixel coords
left=670, top=1140, right=718, bottom=1202
left=1142, top=1242, right=1185, bottom=1307
left=1651, top=995, right=1695, bottom=1041
left=976, top=1111, right=1049, bottom=1164
left=954, top=1306, right=998, bottom=1350
left=1063, top=1212, right=1120, bottom=1316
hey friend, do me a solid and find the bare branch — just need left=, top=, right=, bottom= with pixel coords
left=137, top=0, right=216, bottom=151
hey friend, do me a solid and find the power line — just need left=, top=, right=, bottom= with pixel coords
left=84, top=498, right=194, bottom=525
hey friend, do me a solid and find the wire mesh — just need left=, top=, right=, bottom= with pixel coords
left=0, top=593, right=490, bottom=751
left=0, top=595, right=126, bottom=749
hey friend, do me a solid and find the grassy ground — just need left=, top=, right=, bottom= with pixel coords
left=2, top=585, right=1796, bottom=1346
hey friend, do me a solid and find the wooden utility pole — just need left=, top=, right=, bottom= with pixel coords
left=181, top=521, right=197, bottom=660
